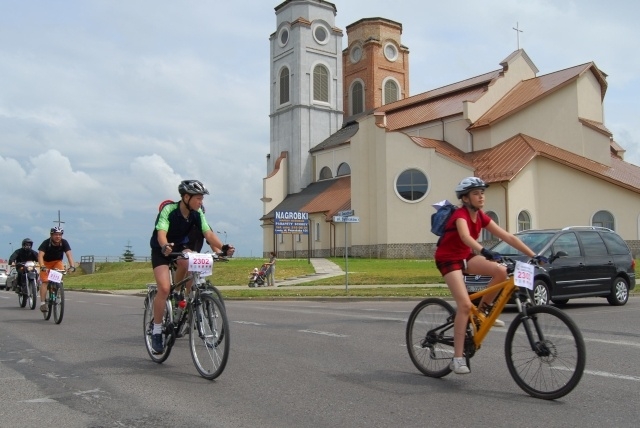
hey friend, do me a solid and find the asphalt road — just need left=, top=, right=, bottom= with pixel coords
left=1, top=290, right=639, bottom=427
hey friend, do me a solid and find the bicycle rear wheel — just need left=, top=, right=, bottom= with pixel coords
left=204, top=281, right=225, bottom=309
left=189, top=294, right=229, bottom=380
left=143, top=291, right=173, bottom=363
left=406, top=298, right=456, bottom=377
left=505, top=305, right=586, bottom=400
left=53, top=284, right=64, bottom=324
left=44, top=288, right=53, bottom=320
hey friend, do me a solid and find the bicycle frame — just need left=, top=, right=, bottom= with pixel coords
left=467, top=276, right=519, bottom=346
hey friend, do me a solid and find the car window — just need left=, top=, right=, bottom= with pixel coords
left=600, top=232, right=631, bottom=255
left=492, top=232, right=555, bottom=255
left=551, top=232, right=581, bottom=257
left=577, top=231, right=608, bottom=256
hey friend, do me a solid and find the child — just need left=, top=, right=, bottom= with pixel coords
left=434, top=177, right=541, bottom=374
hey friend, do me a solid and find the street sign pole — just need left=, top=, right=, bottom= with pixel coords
left=345, top=222, right=348, bottom=292
left=333, top=212, right=359, bottom=292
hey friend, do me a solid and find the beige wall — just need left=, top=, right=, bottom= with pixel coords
left=314, top=146, right=351, bottom=180
left=405, top=115, right=471, bottom=153
left=577, top=71, right=604, bottom=122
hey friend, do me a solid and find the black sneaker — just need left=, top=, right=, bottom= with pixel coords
left=151, top=333, right=164, bottom=354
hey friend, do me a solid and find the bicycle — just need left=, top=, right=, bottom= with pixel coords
left=406, top=257, right=586, bottom=400
left=42, top=268, right=66, bottom=324
left=143, top=252, right=230, bottom=380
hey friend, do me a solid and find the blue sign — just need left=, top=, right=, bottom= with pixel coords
left=274, top=211, right=309, bottom=234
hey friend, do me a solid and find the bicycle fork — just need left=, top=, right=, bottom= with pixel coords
left=515, top=298, right=552, bottom=357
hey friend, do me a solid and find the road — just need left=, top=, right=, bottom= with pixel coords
left=1, top=290, right=639, bottom=427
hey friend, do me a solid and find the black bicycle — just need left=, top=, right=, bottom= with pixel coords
left=43, top=269, right=66, bottom=324
left=143, top=252, right=230, bottom=380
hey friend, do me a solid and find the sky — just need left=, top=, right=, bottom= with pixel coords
left=1, top=0, right=639, bottom=261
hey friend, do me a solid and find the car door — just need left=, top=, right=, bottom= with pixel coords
left=547, top=232, right=586, bottom=298
left=576, top=230, right=614, bottom=294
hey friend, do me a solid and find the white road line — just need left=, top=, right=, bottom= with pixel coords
left=22, top=398, right=56, bottom=403
left=234, top=321, right=266, bottom=326
left=299, top=329, right=348, bottom=338
left=555, top=367, right=640, bottom=382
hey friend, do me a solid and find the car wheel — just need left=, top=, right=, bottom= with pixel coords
left=530, top=280, right=550, bottom=306
left=552, top=299, right=569, bottom=306
left=606, top=277, right=629, bottom=306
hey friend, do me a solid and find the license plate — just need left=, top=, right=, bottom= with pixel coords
left=466, top=285, right=487, bottom=292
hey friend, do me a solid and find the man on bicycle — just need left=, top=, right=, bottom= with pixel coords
left=149, top=179, right=224, bottom=354
left=37, top=227, right=75, bottom=312
left=8, top=238, right=39, bottom=292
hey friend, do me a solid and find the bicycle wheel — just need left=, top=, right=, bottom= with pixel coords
left=205, top=281, right=225, bottom=309
left=505, top=305, right=586, bottom=400
left=143, top=292, right=173, bottom=363
left=18, top=284, right=27, bottom=308
left=53, top=284, right=64, bottom=324
left=189, top=294, right=229, bottom=380
left=406, top=298, right=456, bottom=378
left=44, top=286, right=53, bottom=320
left=28, top=279, right=37, bottom=310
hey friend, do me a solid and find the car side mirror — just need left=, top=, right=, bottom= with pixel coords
left=549, top=250, right=569, bottom=263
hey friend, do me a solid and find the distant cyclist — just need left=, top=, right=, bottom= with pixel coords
left=8, top=238, right=39, bottom=292
left=149, top=180, right=224, bottom=354
left=37, top=227, right=75, bottom=312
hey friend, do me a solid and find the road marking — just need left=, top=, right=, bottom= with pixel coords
left=234, top=321, right=265, bottom=326
left=584, top=337, right=640, bottom=348
left=299, top=329, right=348, bottom=338
left=555, top=367, right=640, bottom=382
left=22, top=398, right=56, bottom=403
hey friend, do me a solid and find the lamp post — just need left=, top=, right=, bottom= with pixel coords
left=216, top=231, right=227, bottom=243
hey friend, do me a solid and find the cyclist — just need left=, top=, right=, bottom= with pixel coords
left=37, top=227, right=75, bottom=312
left=8, top=238, right=39, bottom=292
left=149, top=179, right=224, bottom=354
left=434, top=177, right=538, bottom=374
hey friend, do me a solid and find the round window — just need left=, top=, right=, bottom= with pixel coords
left=395, top=169, right=428, bottom=202
left=351, top=46, right=362, bottom=63
left=278, top=27, right=289, bottom=47
left=313, top=24, right=329, bottom=45
left=384, top=42, right=398, bottom=62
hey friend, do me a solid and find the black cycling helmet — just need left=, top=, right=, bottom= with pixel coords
left=22, top=238, right=33, bottom=248
left=178, top=180, right=209, bottom=196
left=455, top=176, right=489, bottom=199
left=50, top=227, right=64, bottom=235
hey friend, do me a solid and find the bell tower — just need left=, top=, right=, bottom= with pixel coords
left=342, top=18, right=409, bottom=116
left=269, top=0, right=344, bottom=194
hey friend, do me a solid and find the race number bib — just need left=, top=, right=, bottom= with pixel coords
left=514, top=261, right=534, bottom=290
left=188, top=253, right=213, bottom=276
left=48, top=270, right=63, bottom=283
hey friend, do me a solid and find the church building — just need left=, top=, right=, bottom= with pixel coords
left=261, top=0, right=640, bottom=258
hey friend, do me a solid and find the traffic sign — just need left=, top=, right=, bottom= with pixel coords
left=333, top=216, right=360, bottom=223
left=338, top=210, right=354, bottom=217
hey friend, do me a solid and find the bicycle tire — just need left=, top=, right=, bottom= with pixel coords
left=28, top=280, right=37, bottom=310
left=504, top=305, right=586, bottom=400
left=44, top=286, right=53, bottom=320
left=143, top=292, right=174, bottom=363
left=53, top=284, right=64, bottom=324
left=204, top=281, right=225, bottom=309
left=189, top=293, right=230, bottom=380
left=406, top=298, right=456, bottom=378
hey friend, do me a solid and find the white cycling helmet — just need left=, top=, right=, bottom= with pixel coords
left=455, top=177, right=489, bottom=199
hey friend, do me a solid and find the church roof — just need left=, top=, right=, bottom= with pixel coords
left=470, top=63, right=607, bottom=129
left=310, top=121, right=359, bottom=152
left=470, top=134, right=640, bottom=193
left=261, top=176, right=351, bottom=221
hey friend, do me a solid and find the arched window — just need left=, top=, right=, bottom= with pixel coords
left=482, top=211, right=499, bottom=242
left=279, top=67, right=290, bottom=105
left=313, top=65, right=329, bottom=102
left=383, top=79, right=399, bottom=104
left=351, top=81, right=364, bottom=115
left=592, top=210, right=614, bottom=230
left=518, top=211, right=531, bottom=232
left=337, top=162, right=351, bottom=176
left=319, top=166, right=332, bottom=180
left=395, top=169, right=428, bottom=202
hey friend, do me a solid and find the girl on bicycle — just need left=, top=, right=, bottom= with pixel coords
left=435, top=177, right=538, bottom=374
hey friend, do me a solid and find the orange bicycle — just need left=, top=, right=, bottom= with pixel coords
left=406, top=257, right=586, bottom=400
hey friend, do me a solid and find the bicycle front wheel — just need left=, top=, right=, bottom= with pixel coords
left=505, top=305, right=586, bottom=400
left=406, top=298, right=456, bottom=378
left=189, top=294, right=230, bottom=380
left=53, top=284, right=64, bottom=324
left=28, top=279, right=37, bottom=310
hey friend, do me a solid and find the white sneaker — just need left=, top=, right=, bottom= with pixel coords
left=449, top=358, right=470, bottom=374
left=493, top=318, right=506, bottom=327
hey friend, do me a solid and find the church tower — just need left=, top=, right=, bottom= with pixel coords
left=342, top=18, right=409, bottom=116
left=270, top=0, right=344, bottom=194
